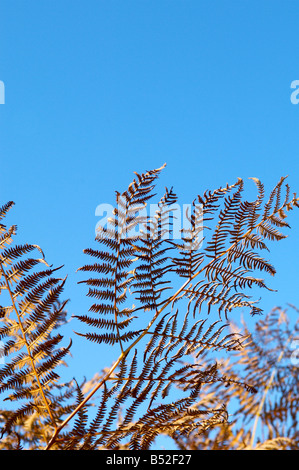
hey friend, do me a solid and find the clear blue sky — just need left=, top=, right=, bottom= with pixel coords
left=1, top=0, right=299, bottom=446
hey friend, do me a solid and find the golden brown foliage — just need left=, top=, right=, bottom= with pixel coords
left=0, top=165, right=298, bottom=450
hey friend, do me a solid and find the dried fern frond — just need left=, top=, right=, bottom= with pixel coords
left=2, top=165, right=298, bottom=451
left=170, top=306, right=299, bottom=450
left=75, top=164, right=167, bottom=354
left=61, top=167, right=298, bottom=451
left=251, top=437, right=297, bottom=450
left=0, top=202, right=73, bottom=445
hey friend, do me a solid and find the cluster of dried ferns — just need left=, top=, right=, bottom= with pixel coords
left=169, top=305, right=299, bottom=450
left=0, top=164, right=298, bottom=450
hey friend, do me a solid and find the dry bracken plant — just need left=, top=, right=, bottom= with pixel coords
left=0, top=164, right=298, bottom=450
left=168, top=305, right=299, bottom=450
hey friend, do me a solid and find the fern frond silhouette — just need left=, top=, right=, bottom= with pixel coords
left=170, top=306, right=299, bottom=450
left=0, top=201, right=73, bottom=446
left=0, top=165, right=298, bottom=450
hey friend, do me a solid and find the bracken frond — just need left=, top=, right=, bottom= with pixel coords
left=2, top=166, right=299, bottom=451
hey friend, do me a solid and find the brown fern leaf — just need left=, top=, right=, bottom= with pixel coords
left=0, top=202, right=72, bottom=445
left=46, top=168, right=298, bottom=450
left=76, top=164, right=166, bottom=353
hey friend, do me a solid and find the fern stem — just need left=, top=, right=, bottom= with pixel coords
left=45, top=349, right=128, bottom=449
left=45, top=277, right=176, bottom=449
left=114, top=243, right=124, bottom=354
left=0, top=260, right=58, bottom=434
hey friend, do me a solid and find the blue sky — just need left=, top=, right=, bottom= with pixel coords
left=1, top=0, right=299, bottom=447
